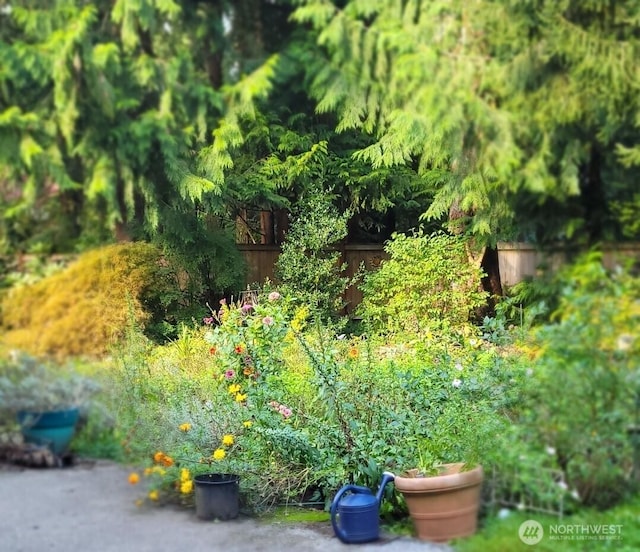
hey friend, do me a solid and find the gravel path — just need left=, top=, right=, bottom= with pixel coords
left=0, top=460, right=454, bottom=552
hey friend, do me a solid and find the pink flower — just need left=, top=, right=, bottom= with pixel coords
left=224, top=370, right=236, bottom=380
left=203, top=316, right=214, bottom=325
left=262, top=316, right=274, bottom=326
left=274, top=402, right=292, bottom=418
left=268, top=291, right=281, bottom=301
left=241, top=303, right=253, bottom=313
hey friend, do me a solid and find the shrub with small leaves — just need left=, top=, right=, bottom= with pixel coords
left=358, top=230, right=487, bottom=336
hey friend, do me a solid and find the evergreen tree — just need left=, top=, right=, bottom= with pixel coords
left=284, top=0, right=640, bottom=245
left=0, top=0, right=291, bottom=256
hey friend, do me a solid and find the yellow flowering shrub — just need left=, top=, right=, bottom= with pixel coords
left=1, top=242, right=177, bottom=358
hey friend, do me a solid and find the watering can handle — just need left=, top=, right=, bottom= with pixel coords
left=330, top=485, right=370, bottom=543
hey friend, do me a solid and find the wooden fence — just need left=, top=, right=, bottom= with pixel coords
left=237, top=244, right=387, bottom=315
left=497, top=242, right=640, bottom=287
left=240, top=242, right=640, bottom=308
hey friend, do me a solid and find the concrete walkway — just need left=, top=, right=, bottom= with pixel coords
left=0, top=460, right=453, bottom=552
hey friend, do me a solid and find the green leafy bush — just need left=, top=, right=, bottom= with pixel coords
left=358, top=230, right=487, bottom=336
left=275, top=194, right=350, bottom=321
left=522, top=252, right=640, bottom=509
left=0, top=242, right=180, bottom=358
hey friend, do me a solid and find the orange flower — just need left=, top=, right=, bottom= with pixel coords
left=234, top=343, right=246, bottom=354
left=243, top=367, right=254, bottom=376
left=347, top=347, right=359, bottom=359
left=153, top=451, right=165, bottom=464
left=161, top=455, right=174, bottom=467
left=209, top=346, right=217, bottom=355
left=128, top=472, right=140, bottom=485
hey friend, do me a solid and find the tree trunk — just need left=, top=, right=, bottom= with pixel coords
left=580, top=144, right=607, bottom=244
left=480, top=246, right=503, bottom=316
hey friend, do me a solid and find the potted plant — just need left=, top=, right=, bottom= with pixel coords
left=0, top=352, right=99, bottom=456
left=394, top=461, right=484, bottom=542
left=391, top=349, right=510, bottom=542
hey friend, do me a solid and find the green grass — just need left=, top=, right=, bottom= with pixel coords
left=260, top=505, right=330, bottom=523
left=454, top=495, right=640, bottom=552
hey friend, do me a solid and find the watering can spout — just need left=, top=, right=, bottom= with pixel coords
left=376, top=471, right=395, bottom=504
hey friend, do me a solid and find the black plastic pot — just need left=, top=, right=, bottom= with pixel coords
left=194, top=473, right=240, bottom=521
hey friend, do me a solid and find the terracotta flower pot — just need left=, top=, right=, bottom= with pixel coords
left=394, top=463, right=483, bottom=542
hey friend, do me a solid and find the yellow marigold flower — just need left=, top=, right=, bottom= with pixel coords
left=213, top=448, right=226, bottom=461
left=222, top=434, right=234, bottom=447
left=347, top=347, right=359, bottom=359
left=128, top=472, right=140, bottom=485
left=180, top=480, right=194, bottom=494
left=144, top=467, right=153, bottom=476
left=151, top=466, right=166, bottom=476
left=161, top=455, right=174, bottom=467
left=179, top=423, right=192, bottom=432
left=235, top=393, right=247, bottom=402
left=180, top=468, right=191, bottom=482
left=153, top=451, right=165, bottom=464
left=148, top=490, right=159, bottom=501
left=243, top=420, right=253, bottom=428
left=228, top=383, right=241, bottom=394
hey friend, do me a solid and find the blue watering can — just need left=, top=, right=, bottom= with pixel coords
left=330, top=471, right=395, bottom=544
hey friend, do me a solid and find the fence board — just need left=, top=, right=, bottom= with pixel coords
left=237, top=244, right=388, bottom=314
left=497, top=242, right=640, bottom=287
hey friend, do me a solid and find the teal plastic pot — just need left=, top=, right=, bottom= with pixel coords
left=17, top=408, right=80, bottom=455
left=194, top=473, right=240, bottom=520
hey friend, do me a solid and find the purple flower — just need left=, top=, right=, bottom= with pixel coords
left=224, top=370, right=236, bottom=380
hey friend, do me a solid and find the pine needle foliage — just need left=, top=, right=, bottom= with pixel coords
left=0, top=0, right=231, bottom=253
left=288, top=0, right=640, bottom=243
